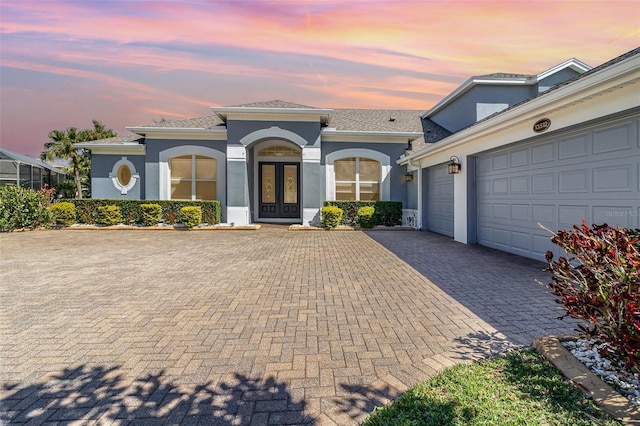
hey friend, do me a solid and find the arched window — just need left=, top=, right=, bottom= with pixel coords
left=170, top=154, right=216, bottom=200
left=335, top=157, right=380, bottom=200
left=326, top=149, right=391, bottom=201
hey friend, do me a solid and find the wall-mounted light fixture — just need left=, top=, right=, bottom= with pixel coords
left=404, top=172, right=414, bottom=183
left=448, top=156, right=462, bottom=174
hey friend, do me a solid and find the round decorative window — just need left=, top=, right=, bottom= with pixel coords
left=117, top=164, right=132, bottom=186
left=110, top=157, right=139, bottom=195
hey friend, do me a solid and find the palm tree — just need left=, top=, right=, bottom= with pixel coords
left=41, top=120, right=117, bottom=199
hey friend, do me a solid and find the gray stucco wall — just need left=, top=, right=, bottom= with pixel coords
left=538, top=68, right=581, bottom=91
left=321, top=141, right=409, bottom=206
left=143, top=139, right=228, bottom=200
left=91, top=154, right=145, bottom=199
left=227, top=120, right=322, bottom=147
left=430, top=85, right=536, bottom=133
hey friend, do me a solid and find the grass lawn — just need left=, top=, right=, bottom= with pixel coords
left=362, top=349, right=619, bottom=425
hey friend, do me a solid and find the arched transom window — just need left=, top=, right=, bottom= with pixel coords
left=170, top=155, right=216, bottom=200
left=335, top=157, right=380, bottom=201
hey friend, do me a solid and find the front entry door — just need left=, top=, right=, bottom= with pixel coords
left=259, top=162, right=300, bottom=219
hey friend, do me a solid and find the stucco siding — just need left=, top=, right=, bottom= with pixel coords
left=91, top=154, right=145, bottom=199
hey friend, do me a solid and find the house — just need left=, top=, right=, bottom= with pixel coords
left=0, top=148, right=67, bottom=189
left=79, top=48, right=640, bottom=261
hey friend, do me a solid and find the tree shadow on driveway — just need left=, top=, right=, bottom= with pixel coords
left=365, top=231, right=580, bottom=347
left=1, top=365, right=314, bottom=425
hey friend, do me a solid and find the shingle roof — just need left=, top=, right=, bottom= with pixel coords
left=75, top=133, right=145, bottom=146
left=229, top=100, right=319, bottom=109
left=328, top=108, right=425, bottom=132
left=477, top=73, right=533, bottom=79
left=134, top=115, right=224, bottom=129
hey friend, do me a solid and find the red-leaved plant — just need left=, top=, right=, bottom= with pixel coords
left=545, top=220, right=639, bottom=372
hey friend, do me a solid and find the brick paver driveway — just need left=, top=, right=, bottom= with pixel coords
left=0, top=228, right=575, bottom=425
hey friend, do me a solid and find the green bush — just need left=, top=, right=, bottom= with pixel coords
left=0, top=185, right=49, bottom=231
left=65, top=199, right=221, bottom=225
left=323, top=201, right=402, bottom=226
left=49, top=202, right=76, bottom=226
left=140, top=204, right=162, bottom=226
left=357, top=206, right=376, bottom=228
left=180, top=206, right=202, bottom=228
left=321, top=206, right=343, bottom=230
left=96, top=205, right=121, bottom=226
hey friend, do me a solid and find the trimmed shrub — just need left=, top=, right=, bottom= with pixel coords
left=544, top=220, right=640, bottom=371
left=65, top=199, right=221, bottom=226
left=323, top=201, right=402, bottom=226
left=180, top=206, right=202, bottom=228
left=96, top=205, right=121, bottom=226
left=0, top=185, right=49, bottom=231
left=357, top=206, right=376, bottom=229
left=140, top=204, right=162, bottom=226
left=49, top=202, right=76, bottom=226
left=321, top=206, right=343, bottom=230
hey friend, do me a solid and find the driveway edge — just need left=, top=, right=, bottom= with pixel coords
left=533, top=335, right=640, bottom=424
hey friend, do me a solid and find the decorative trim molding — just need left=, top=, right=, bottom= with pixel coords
left=109, top=157, right=139, bottom=195
left=325, top=148, right=391, bottom=201
left=158, top=145, right=226, bottom=201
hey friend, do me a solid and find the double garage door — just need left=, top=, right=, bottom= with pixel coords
left=476, top=115, right=639, bottom=261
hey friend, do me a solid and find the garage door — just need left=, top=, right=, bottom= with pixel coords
left=476, top=115, right=640, bottom=261
left=425, top=162, right=454, bottom=237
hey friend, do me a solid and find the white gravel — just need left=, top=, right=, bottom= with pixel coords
left=563, top=339, right=639, bottom=407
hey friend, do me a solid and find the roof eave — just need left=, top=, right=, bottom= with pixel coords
left=401, top=53, right=639, bottom=165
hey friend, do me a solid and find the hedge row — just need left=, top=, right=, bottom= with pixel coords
left=322, top=201, right=402, bottom=226
left=64, top=199, right=221, bottom=225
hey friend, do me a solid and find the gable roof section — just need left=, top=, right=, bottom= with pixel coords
left=424, top=58, right=592, bottom=119
left=401, top=47, right=640, bottom=163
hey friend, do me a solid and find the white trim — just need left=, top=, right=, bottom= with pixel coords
left=240, top=126, right=309, bottom=148
left=212, top=106, right=332, bottom=125
left=325, top=148, right=391, bottom=201
left=303, top=208, right=321, bottom=226
left=77, top=145, right=145, bottom=155
left=321, top=128, right=422, bottom=143
left=302, top=146, right=321, bottom=163
left=227, top=206, right=250, bottom=226
left=227, top=145, right=247, bottom=161
left=158, top=145, right=226, bottom=201
left=109, top=157, right=139, bottom=195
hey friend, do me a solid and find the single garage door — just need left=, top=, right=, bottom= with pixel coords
left=425, top=162, right=454, bottom=237
left=476, top=115, right=640, bottom=261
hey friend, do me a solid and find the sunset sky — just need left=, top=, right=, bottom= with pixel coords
left=1, top=0, right=639, bottom=157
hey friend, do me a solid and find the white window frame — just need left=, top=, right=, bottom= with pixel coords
left=326, top=149, right=391, bottom=201
left=159, top=146, right=225, bottom=201
left=109, top=157, right=139, bottom=195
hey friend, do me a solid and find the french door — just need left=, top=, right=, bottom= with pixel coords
left=258, top=162, right=300, bottom=219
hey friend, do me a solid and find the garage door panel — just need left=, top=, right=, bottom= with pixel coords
left=559, top=134, right=588, bottom=159
left=476, top=114, right=640, bottom=261
left=426, top=163, right=454, bottom=237
left=593, top=124, right=631, bottom=153
left=593, top=165, right=631, bottom=192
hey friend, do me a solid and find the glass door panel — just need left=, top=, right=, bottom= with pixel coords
left=283, top=165, right=298, bottom=204
left=261, top=164, right=276, bottom=204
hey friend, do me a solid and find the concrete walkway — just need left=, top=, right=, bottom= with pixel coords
left=0, top=228, right=576, bottom=425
